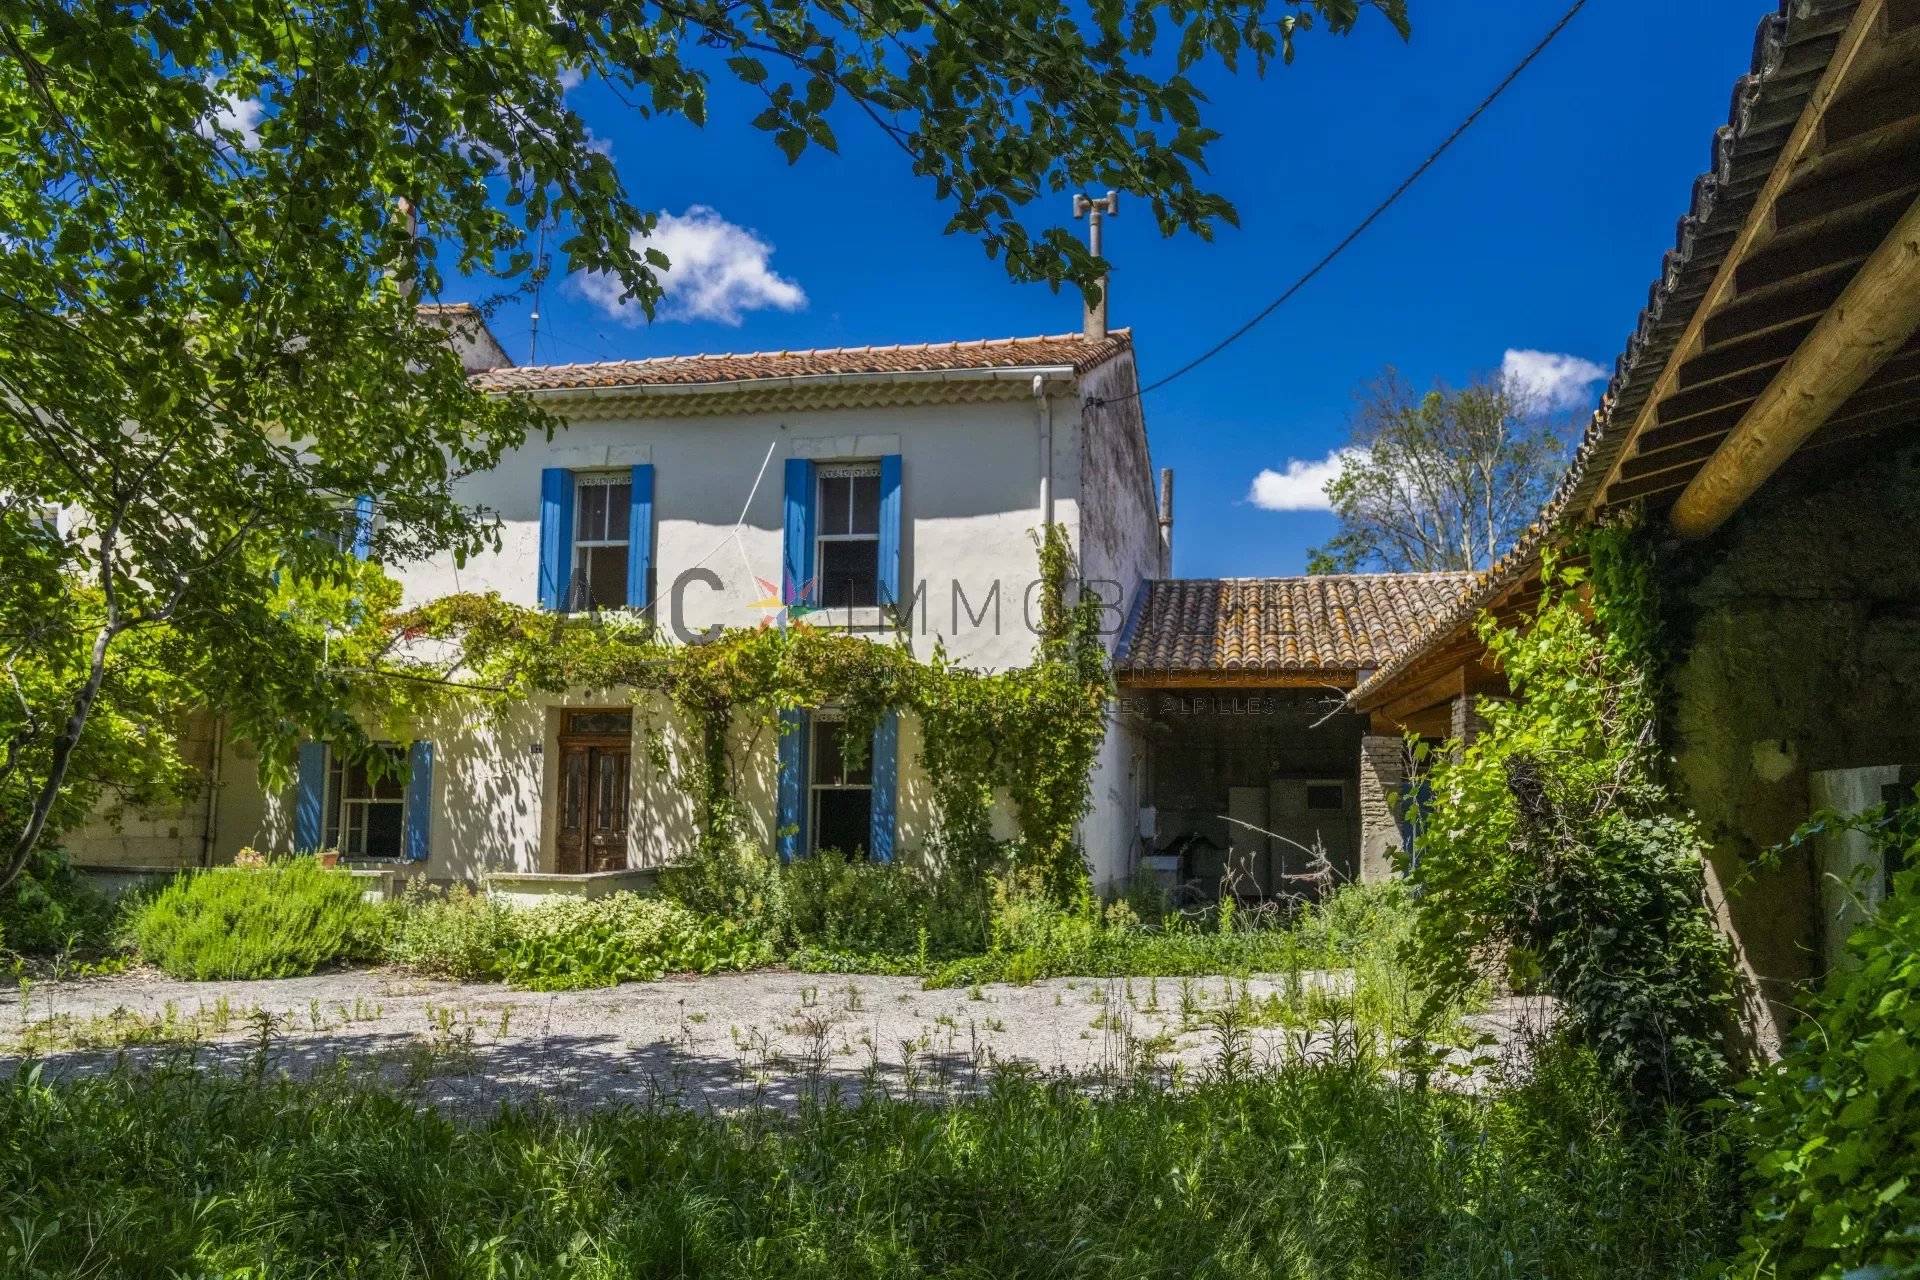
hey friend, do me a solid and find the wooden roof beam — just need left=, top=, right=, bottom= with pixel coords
left=1671, top=191, right=1920, bottom=538
left=1588, top=0, right=1893, bottom=512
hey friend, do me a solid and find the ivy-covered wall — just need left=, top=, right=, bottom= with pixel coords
left=1664, top=436, right=1920, bottom=1047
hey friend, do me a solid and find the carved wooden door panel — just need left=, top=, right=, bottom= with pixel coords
left=555, top=710, right=632, bottom=874
left=585, top=745, right=630, bottom=872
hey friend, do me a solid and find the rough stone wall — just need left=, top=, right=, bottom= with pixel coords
left=63, top=713, right=220, bottom=868
left=1664, top=435, right=1920, bottom=1050
left=1357, top=735, right=1409, bottom=882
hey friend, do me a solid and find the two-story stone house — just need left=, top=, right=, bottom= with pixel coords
left=79, top=316, right=1169, bottom=895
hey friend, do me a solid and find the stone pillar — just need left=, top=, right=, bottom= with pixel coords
left=1449, top=692, right=1488, bottom=755
left=1357, top=735, right=1409, bottom=883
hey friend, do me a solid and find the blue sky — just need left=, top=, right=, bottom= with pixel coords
left=451, top=0, right=1771, bottom=578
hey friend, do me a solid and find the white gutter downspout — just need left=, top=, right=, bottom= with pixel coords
left=1033, top=374, right=1054, bottom=525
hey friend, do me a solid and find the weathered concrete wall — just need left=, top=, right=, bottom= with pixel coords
left=1068, top=353, right=1161, bottom=895
left=1664, top=436, right=1920, bottom=1048
left=1076, top=352, right=1163, bottom=628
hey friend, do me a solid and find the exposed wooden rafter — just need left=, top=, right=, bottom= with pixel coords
left=1671, top=190, right=1920, bottom=536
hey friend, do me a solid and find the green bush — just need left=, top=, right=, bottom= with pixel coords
left=1734, top=808, right=1920, bottom=1279
left=784, top=852, right=929, bottom=955
left=131, top=858, right=382, bottom=979
left=381, top=880, right=510, bottom=981
left=1408, top=542, right=1734, bottom=1105
left=494, top=892, right=768, bottom=990
left=0, top=1043, right=1741, bottom=1278
left=656, top=819, right=789, bottom=936
left=0, top=844, right=126, bottom=961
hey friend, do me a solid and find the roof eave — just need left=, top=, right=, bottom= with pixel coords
left=479, top=363, right=1083, bottom=401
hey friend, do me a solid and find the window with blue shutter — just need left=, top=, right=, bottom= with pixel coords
left=405, top=740, right=434, bottom=862
left=869, top=712, right=898, bottom=862
left=776, top=707, right=810, bottom=860
left=350, top=494, right=374, bottom=560
left=783, top=458, right=816, bottom=607
left=877, top=454, right=902, bottom=611
left=626, top=463, right=654, bottom=610
left=538, top=467, right=575, bottom=610
left=294, top=742, right=326, bottom=851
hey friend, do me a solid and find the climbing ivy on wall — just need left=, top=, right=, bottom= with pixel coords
left=1407, top=519, right=1738, bottom=1105
left=364, top=525, right=1112, bottom=900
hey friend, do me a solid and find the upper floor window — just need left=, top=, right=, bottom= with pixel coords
left=816, top=463, right=880, bottom=610
left=325, top=744, right=407, bottom=858
left=572, top=473, right=630, bottom=612
left=810, top=712, right=872, bottom=857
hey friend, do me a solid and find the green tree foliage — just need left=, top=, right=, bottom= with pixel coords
left=1736, top=794, right=1920, bottom=1279
left=1407, top=529, right=1735, bottom=1104
left=0, top=0, right=1405, bottom=891
left=1309, top=369, right=1571, bottom=573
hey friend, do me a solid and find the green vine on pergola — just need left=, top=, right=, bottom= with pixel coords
left=362, top=525, right=1113, bottom=899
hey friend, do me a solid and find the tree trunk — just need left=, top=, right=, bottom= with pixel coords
left=0, top=623, right=113, bottom=894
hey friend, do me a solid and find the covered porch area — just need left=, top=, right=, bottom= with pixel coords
left=1113, top=574, right=1475, bottom=902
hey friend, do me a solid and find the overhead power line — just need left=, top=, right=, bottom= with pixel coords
left=1091, top=0, right=1590, bottom=408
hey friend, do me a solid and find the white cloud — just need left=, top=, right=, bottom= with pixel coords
left=558, top=66, right=585, bottom=92
left=197, top=85, right=264, bottom=148
left=1247, top=449, right=1356, bottom=512
left=574, top=205, right=807, bottom=326
left=1501, top=348, right=1607, bottom=411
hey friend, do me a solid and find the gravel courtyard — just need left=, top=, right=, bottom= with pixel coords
left=1, top=968, right=1547, bottom=1111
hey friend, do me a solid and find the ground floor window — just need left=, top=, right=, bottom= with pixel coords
left=325, top=745, right=407, bottom=858
left=810, top=713, right=871, bottom=858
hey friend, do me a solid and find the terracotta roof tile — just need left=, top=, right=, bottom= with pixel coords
left=473, top=330, right=1131, bottom=393
left=1115, top=574, right=1477, bottom=677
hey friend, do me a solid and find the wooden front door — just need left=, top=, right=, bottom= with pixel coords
left=555, top=710, right=632, bottom=874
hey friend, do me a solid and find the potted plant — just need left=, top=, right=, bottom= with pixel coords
left=314, top=849, right=341, bottom=869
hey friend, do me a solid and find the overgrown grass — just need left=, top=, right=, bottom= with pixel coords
left=0, top=1036, right=1740, bottom=1279
left=130, top=858, right=382, bottom=980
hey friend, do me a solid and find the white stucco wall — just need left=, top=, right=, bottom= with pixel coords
left=415, top=391, right=1091, bottom=673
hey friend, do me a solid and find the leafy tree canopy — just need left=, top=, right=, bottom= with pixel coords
left=1308, top=369, right=1571, bottom=574
left=0, top=0, right=1407, bottom=888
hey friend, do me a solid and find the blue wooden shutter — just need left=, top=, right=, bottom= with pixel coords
left=538, top=468, right=575, bottom=611
left=626, top=463, right=654, bottom=611
left=294, top=742, right=326, bottom=852
left=405, top=740, right=434, bottom=863
left=877, top=454, right=902, bottom=611
left=782, top=458, right=816, bottom=607
left=350, top=494, right=374, bottom=560
left=869, top=712, right=898, bottom=863
left=776, top=708, right=811, bottom=860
